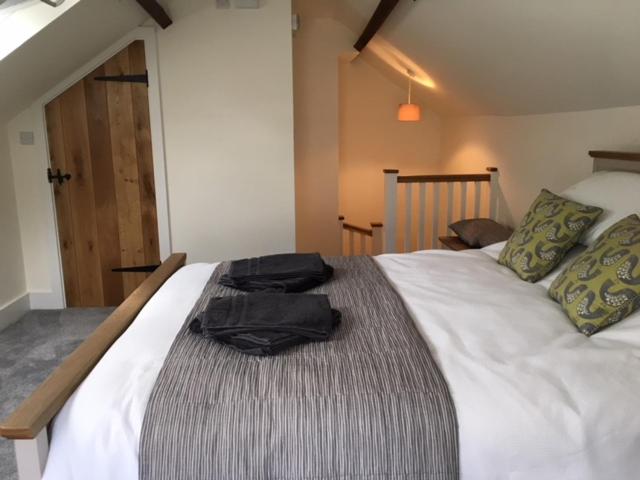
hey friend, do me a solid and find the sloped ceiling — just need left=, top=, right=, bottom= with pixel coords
left=4, top=0, right=640, bottom=120
left=0, top=0, right=148, bottom=123
left=341, top=0, right=640, bottom=116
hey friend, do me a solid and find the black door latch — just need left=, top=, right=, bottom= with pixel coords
left=47, top=168, right=71, bottom=185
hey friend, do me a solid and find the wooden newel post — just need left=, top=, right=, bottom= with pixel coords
left=487, top=167, right=499, bottom=220
left=371, top=222, right=383, bottom=255
left=383, top=169, right=399, bottom=253
left=338, top=215, right=345, bottom=255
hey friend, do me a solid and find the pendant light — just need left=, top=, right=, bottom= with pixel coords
left=398, top=70, right=421, bottom=122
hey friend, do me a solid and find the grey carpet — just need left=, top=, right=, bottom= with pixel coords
left=0, top=308, right=112, bottom=480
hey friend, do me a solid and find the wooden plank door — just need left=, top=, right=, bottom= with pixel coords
left=46, top=40, right=160, bottom=307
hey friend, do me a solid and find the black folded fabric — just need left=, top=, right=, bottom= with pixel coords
left=219, top=253, right=333, bottom=292
left=190, top=293, right=341, bottom=356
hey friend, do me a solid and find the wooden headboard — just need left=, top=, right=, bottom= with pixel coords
left=589, top=150, right=640, bottom=173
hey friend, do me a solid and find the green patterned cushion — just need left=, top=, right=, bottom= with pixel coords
left=549, top=214, right=640, bottom=336
left=498, top=189, right=603, bottom=282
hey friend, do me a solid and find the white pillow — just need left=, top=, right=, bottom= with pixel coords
left=561, top=170, right=640, bottom=245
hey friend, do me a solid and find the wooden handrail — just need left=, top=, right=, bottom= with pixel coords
left=589, top=151, right=640, bottom=162
left=340, top=219, right=384, bottom=256
left=343, top=222, right=374, bottom=236
left=0, top=253, right=187, bottom=440
left=397, top=173, right=492, bottom=183
left=388, top=167, right=498, bottom=184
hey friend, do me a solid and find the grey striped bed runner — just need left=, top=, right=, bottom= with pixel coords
left=140, top=256, right=459, bottom=479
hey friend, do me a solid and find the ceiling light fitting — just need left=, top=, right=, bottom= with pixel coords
left=398, top=70, right=421, bottom=122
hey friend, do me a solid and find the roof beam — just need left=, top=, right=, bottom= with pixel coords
left=136, top=0, right=172, bottom=29
left=353, top=0, right=401, bottom=52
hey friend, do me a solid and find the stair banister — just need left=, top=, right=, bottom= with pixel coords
left=339, top=219, right=384, bottom=256
left=382, top=167, right=499, bottom=253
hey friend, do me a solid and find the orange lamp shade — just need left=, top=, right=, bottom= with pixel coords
left=397, top=103, right=421, bottom=122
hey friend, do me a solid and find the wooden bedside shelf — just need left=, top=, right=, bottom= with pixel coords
left=438, top=236, right=474, bottom=251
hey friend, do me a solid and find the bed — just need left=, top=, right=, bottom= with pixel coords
left=3, top=150, right=640, bottom=480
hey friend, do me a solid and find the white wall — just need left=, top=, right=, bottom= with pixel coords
left=7, top=0, right=296, bottom=304
left=8, top=109, right=53, bottom=296
left=441, top=105, right=640, bottom=227
left=157, top=0, right=296, bottom=263
left=0, top=123, right=28, bottom=329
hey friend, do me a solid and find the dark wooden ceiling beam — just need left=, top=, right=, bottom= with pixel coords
left=353, top=0, right=401, bottom=52
left=136, top=0, right=172, bottom=29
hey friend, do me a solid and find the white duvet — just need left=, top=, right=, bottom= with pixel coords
left=43, top=244, right=640, bottom=480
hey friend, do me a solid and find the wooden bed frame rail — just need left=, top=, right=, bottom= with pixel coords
left=383, top=167, right=499, bottom=253
left=589, top=150, right=640, bottom=173
left=0, top=253, right=187, bottom=480
left=589, top=150, right=640, bottom=162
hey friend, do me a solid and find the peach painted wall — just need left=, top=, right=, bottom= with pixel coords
left=338, top=57, right=442, bottom=229
left=293, top=1, right=443, bottom=255
left=293, top=14, right=354, bottom=255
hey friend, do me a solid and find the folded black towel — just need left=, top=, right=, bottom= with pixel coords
left=190, top=293, right=341, bottom=356
left=219, top=253, right=333, bottom=293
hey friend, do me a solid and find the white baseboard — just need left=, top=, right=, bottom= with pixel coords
left=29, top=291, right=64, bottom=310
left=0, top=293, right=30, bottom=332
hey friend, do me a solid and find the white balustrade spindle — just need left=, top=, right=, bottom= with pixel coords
left=431, top=183, right=441, bottom=249
left=404, top=183, right=413, bottom=252
left=383, top=170, right=399, bottom=253
left=418, top=183, right=426, bottom=250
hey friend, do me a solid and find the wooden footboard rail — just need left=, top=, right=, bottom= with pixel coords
left=339, top=216, right=383, bottom=256
left=383, top=168, right=499, bottom=253
left=0, top=253, right=187, bottom=480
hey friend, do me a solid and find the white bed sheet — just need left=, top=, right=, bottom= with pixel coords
left=42, top=248, right=640, bottom=480
left=43, top=263, right=218, bottom=480
left=378, top=244, right=640, bottom=480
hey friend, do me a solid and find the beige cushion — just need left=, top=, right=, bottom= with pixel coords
left=561, top=171, right=640, bottom=246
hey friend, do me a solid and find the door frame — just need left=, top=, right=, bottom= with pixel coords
left=36, top=26, right=171, bottom=308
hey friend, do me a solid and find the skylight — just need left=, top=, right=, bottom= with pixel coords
left=0, top=0, right=79, bottom=61
left=0, top=0, right=40, bottom=24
